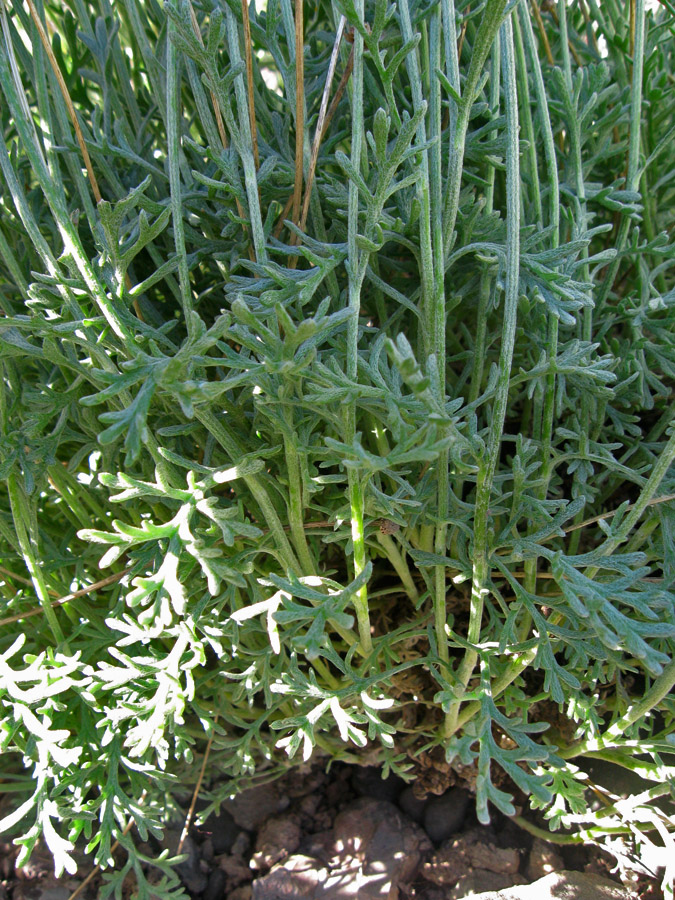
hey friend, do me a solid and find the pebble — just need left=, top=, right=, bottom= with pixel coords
left=252, top=854, right=327, bottom=899
left=526, top=837, right=564, bottom=881
left=224, top=783, right=288, bottom=831
left=421, top=827, right=520, bottom=885
left=423, top=787, right=470, bottom=843
left=448, top=869, right=527, bottom=899
left=461, top=870, right=638, bottom=900
left=251, top=815, right=301, bottom=870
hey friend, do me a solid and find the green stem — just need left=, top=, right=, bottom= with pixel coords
left=469, top=34, right=500, bottom=404
left=167, top=20, right=195, bottom=338
left=195, top=409, right=302, bottom=575
left=376, top=534, right=419, bottom=604
left=520, top=3, right=560, bottom=602
left=283, top=434, right=315, bottom=574
left=596, top=0, right=645, bottom=311
left=344, top=0, right=371, bottom=656
left=559, top=658, right=675, bottom=759
left=224, top=4, right=268, bottom=263
left=7, top=474, right=66, bottom=646
left=598, top=424, right=675, bottom=559
left=512, top=13, right=542, bottom=230
left=447, top=13, right=520, bottom=735
left=399, top=0, right=437, bottom=362
left=427, top=1, right=452, bottom=688
left=442, top=0, right=507, bottom=259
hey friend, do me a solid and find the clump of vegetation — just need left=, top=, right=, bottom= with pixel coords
left=1, top=0, right=674, bottom=895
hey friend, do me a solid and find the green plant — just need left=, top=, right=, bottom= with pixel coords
left=1, top=0, right=675, bottom=895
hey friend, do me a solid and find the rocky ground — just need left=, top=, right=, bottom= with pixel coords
left=1, top=762, right=665, bottom=900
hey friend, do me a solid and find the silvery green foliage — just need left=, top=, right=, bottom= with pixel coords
left=0, top=0, right=674, bottom=895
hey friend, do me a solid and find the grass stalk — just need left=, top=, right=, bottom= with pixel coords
left=442, top=0, right=507, bottom=258
left=447, top=11, right=520, bottom=734
left=241, top=0, right=260, bottom=171
left=344, top=0, right=372, bottom=656
left=7, top=474, right=66, bottom=646
left=292, top=0, right=304, bottom=229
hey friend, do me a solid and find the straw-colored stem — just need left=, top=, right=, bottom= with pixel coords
left=241, top=0, right=259, bottom=170
left=24, top=0, right=101, bottom=203
left=299, top=15, right=346, bottom=234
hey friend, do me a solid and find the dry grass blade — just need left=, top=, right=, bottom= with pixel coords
left=458, top=5, right=469, bottom=60
left=188, top=1, right=255, bottom=263
left=188, top=1, right=229, bottom=151
left=0, top=565, right=57, bottom=594
left=176, top=721, right=217, bottom=854
left=278, top=35, right=353, bottom=245
left=242, top=0, right=259, bottom=170
left=533, top=0, right=582, bottom=67
left=298, top=15, right=346, bottom=234
left=321, top=44, right=354, bottom=138
left=530, top=0, right=554, bottom=66
left=24, top=0, right=101, bottom=203
left=564, top=492, right=675, bottom=534
left=0, top=567, right=131, bottom=627
left=579, top=0, right=601, bottom=55
left=66, top=791, right=148, bottom=900
left=21, top=0, right=150, bottom=317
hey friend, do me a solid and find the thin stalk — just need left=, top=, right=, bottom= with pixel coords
left=166, top=21, right=195, bottom=338
left=441, top=0, right=460, bottom=148
left=299, top=15, right=346, bottom=233
left=530, top=0, right=554, bottom=65
left=430, top=6, right=451, bottom=684
left=224, top=5, right=268, bottom=263
left=513, top=12, right=542, bottom=230
left=400, top=0, right=450, bottom=681
left=283, top=434, right=315, bottom=574
left=0, top=40, right=137, bottom=347
left=344, top=0, right=372, bottom=656
left=559, top=0, right=593, bottom=554
left=596, top=0, right=645, bottom=310
left=0, top=567, right=131, bottom=628
left=31, top=0, right=100, bottom=250
left=195, top=409, right=302, bottom=576
left=186, top=3, right=254, bottom=262
left=443, top=0, right=507, bottom=259
left=98, top=0, right=143, bottom=132
left=375, top=534, right=420, bottom=604
left=447, top=13, right=520, bottom=734
left=187, top=3, right=229, bottom=150
left=559, top=658, right=675, bottom=759
left=469, top=34, right=500, bottom=404
left=24, top=0, right=101, bottom=203
left=122, top=0, right=167, bottom=119
left=520, top=2, right=560, bottom=604
left=292, top=0, right=304, bottom=228
left=399, top=0, right=436, bottom=360
left=241, top=0, right=259, bottom=170
left=597, top=425, right=675, bottom=559
left=0, top=224, right=28, bottom=303
left=7, top=474, right=65, bottom=646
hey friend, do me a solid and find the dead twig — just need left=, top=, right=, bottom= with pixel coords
left=0, top=567, right=132, bottom=628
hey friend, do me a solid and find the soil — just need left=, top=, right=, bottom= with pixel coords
left=0, top=762, right=664, bottom=900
